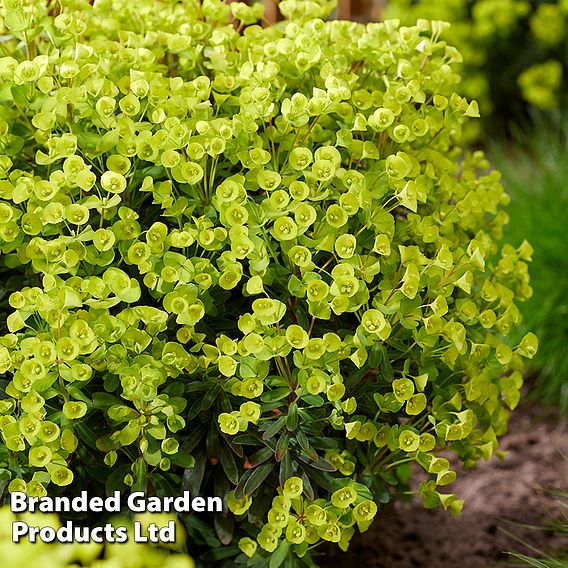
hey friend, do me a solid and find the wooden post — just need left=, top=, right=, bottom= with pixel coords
left=344, top=0, right=383, bottom=23
left=264, top=0, right=280, bottom=25
left=337, top=0, right=352, bottom=20
left=262, top=0, right=382, bottom=25
left=372, top=0, right=385, bottom=21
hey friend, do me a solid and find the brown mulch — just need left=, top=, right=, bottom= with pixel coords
left=334, top=403, right=568, bottom=568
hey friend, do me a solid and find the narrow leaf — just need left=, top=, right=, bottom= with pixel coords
left=243, top=462, right=274, bottom=496
left=261, top=416, right=287, bottom=441
left=275, top=432, right=290, bottom=462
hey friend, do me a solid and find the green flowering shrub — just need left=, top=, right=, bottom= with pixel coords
left=0, top=0, right=535, bottom=565
left=384, top=0, right=568, bottom=135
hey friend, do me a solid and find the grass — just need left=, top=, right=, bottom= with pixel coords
left=503, top=514, right=568, bottom=568
left=502, top=458, right=568, bottom=567
left=489, top=112, right=568, bottom=415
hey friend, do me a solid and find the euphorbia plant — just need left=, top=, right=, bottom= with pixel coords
left=0, top=0, right=536, bottom=566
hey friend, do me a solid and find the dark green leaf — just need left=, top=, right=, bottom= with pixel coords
left=201, top=384, right=220, bottom=411
left=214, top=512, right=234, bottom=546
left=181, top=424, right=207, bottom=454
left=105, top=464, right=131, bottom=495
left=233, top=434, right=263, bottom=447
left=183, top=515, right=222, bottom=549
left=296, top=429, right=310, bottom=452
left=74, top=422, right=98, bottom=450
left=301, top=470, right=315, bottom=501
left=300, top=394, right=324, bottom=407
left=170, top=451, right=196, bottom=469
left=234, top=468, right=254, bottom=500
left=269, top=540, right=291, bottom=568
left=286, top=402, right=298, bottom=431
left=151, top=472, right=178, bottom=499
left=247, top=486, right=273, bottom=525
left=247, top=446, right=273, bottom=467
left=219, top=440, right=239, bottom=485
left=225, top=438, right=244, bottom=459
left=199, top=545, right=240, bottom=562
left=278, top=452, right=295, bottom=487
left=183, top=451, right=207, bottom=497
left=92, top=392, right=122, bottom=409
left=275, top=432, right=290, bottom=462
left=261, top=416, right=287, bottom=441
left=206, top=415, right=220, bottom=463
left=132, top=457, right=147, bottom=493
left=261, top=387, right=290, bottom=403
left=298, top=452, right=336, bottom=472
left=243, top=462, right=274, bottom=496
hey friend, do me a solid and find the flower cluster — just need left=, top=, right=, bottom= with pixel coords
left=0, top=0, right=535, bottom=564
left=233, top=476, right=378, bottom=557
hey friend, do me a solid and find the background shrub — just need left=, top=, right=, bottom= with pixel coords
left=384, top=0, right=568, bottom=135
left=0, top=0, right=535, bottom=565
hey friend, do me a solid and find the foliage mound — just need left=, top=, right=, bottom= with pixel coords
left=0, top=0, right=536, bottom=565
left=384, top=0, right=568, bottom=135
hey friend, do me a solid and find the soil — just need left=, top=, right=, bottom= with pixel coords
left=335, top=401, right=568, bottom=568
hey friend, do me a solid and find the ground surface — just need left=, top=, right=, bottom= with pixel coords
left=336, top=401, right=568, bottom=568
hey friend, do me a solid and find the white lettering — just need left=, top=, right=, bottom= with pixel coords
left=91, top=526, right=104, bottom=543
left=159, top=521, right=176, bottom=542
left=10, top=492, right=27, bottom=513
left=133, top=521, right=148, bottom=542
left=106, top=491, right=121, bottom=512
left=146, top=496, right=162, bottom=512
left=192, top=497, right=205, bottom=512
left=39, top=526, right=56, bottom=542
left=208, top=496, right=223, bottom=512
left=114, top=525, right=128, bottom=543
left=90, top=496, right=103, bottom=512
left=57, top=522, right=73, bottom=543
left=127, top=492, right=146, bottom=513
left=11, top=521, right=28, bottom=542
